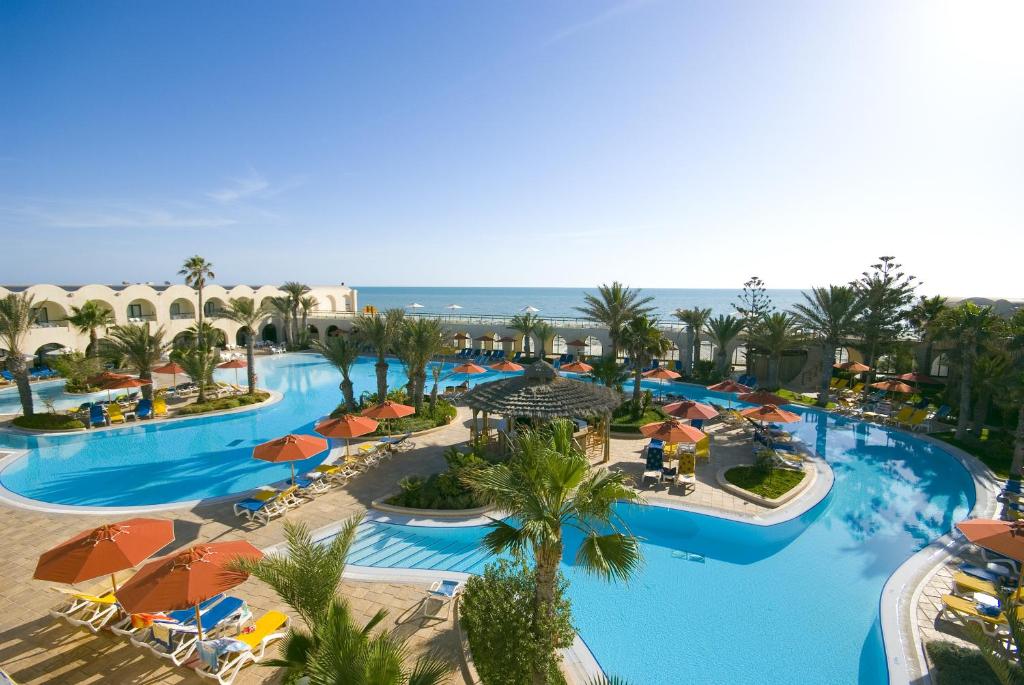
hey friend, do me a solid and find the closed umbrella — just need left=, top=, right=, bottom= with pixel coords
left=116, top=541, right=262, bottom=640
left=315, top=415, right=379, bottom=457
left=34, top=519, right=175, bottom=593
left=252, top=433, right=329, bottom=484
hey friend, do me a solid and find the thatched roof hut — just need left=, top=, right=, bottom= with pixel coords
left=464, top=360, right=619, bottom=419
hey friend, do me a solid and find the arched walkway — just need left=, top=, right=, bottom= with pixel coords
left=262, top=323, right=278, bottom=343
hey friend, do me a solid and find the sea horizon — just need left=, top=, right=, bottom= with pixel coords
left=353, top=286, right=809, bottom=319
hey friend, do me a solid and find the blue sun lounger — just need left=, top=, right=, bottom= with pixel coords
left=136, top=398, right=153, bottom=420
left=89, top=404, right=108, bottom=427
left=137, top=596, right=247, bottom=665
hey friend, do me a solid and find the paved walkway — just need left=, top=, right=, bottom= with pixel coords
left=0, top=406, right=781, bottom=684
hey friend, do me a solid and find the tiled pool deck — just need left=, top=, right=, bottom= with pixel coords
left=0, top=407, right=819, bottom=683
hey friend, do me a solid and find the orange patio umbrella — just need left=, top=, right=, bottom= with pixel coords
left=217, top=358, right=247, bottom=386
left=566, top=339, right=587, bottom=357
left=871, top=379, right=914, bottom=395
left=253, top=433, right=329, bottom=484
left=34, top=519, right=175, bottom=593
left=896, top=372, right=944, bottom=385
left=452, top=362, right=486, bottom=375
left=87, top=371, right=130, bottom=386
left=315, top=414, right=379, bottom=456
left=834, top=361, right=871, bottom=373
left=490, top=360, right=524, bottom=373
left=664, top=400, right=719, bottom=421
left=116, top=541, right=262, bottom=640
left=362, top=400, right=415, bottom=420
left=642, top=367, right=680, bottom=398
left=957, top=519, right=1024, bottom=586
left=560, top=360, right=593, bottom=374
left=101, top=375, right=152, bottom=403
left=740, top=404, right=801, bottom=424
left=738, top=390, right=789, bottom=406
left=707, top=379, right=752, bottom=393
left=152, top=362, right=186, bottom=392
left=640, top=419, right=707, bottom=444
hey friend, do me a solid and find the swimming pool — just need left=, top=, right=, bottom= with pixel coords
left=0, top=354, right=504, bottom=507
left=329, top=381, right=975, bottom=685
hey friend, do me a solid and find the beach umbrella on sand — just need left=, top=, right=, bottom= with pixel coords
left=560, top=360, right=593, bottom=374
left=521, top=305, right=540, bottom=313
left=101, top=376, right=152, bottom=403
left=252, top=433, right=328, bottom=485
left=738, top=390, right=789, bottom=406
left=640, top=419, right=707, bottom=444
left=452, top=362, right=487, bottom=375
left=642, top=367, right=680, bottom=399
left=957, top=520, right=1024, bottom=586
left=445, top=304, right=462, bottom=311
left=664, top=400, right=718, bottom=422
left=217, top=358, right=247, bottom=386
left=315, top=415, right=379, bottom=457
left=407, top=303, right=424, bottom=311
left=152, top=362, right=186, bottom=392
left=871, top=379, right=914, bottom=395
left=834, top=361, right=871, bottom=373
left=34, top=519, right=175, bottom=594
left=740, top=404, right=801, bottom=427
left=117, top=541, right=262, bottom=640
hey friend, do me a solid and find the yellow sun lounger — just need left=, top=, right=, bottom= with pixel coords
left=952, top=572, right=1024, bottom=602
left=940, top=594, right=1024, bottom=636
left=50, top=587, right=120, bottom=632
left=194, top=611, right=290, bottom=685
left=153, top=397, right=168, bottom=416
left=107, top=403, right=127, bottom=424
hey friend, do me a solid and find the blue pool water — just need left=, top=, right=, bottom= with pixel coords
left=331, top=381, right=975, bottom=685
left=0, top=354, right=504, bottom=506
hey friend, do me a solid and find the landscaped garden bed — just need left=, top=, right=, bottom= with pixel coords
left=176, top=390, right=271, bottom=416
left=11, top=413, right=86, bottom=431
left=724, top=465, right=805, bottom=499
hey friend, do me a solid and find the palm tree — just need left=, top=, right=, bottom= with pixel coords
left=464, top=421, right=641, bottom=685
left=232, top=518, right=450, bottom=685
left=394, top=318, right=447, bottom=411
left=575, top=282, right=655, bottom=359
left=217, top=297, right=268, bottom=394
left=619, top=315, right=671, bottom=416
left=1008, top=311, right=1024, bottom=478
left=587, top=355, right=629, bottom=391
left=178, top=347, right=217, bottom=403
left=509, top=313, right=540, bottom=358
left=179, top=256, right=215, bottom=349
left=972, top=351, right=1011, bottom=432
left=791, top=285, right=863, bottom=407
left=672, top=307, right=712, bottom=375
left=907, top=295, right=949, bottom=375
left=68, top=300, right=114, bottom=357
left=298, top=294, right=319, bottom=347
left=101, top=324, right=169, bottom=400
left=181, top=321, right=222, bottom=351
left=314, top=335, right=360, bottom=411
left=267, top=296, right=293, bottom=347
left=281, top=282, right=310, bottom=344
left=532, top=321, right=556, bottom=360
left=0, top=293, right=38, bottom=416
left=353, top=309, right=404, bottom=401
left=745, top=313, right=805, bottom=390
left=704, top=315, right=746, bottom=379
left=935, top=302, right=1004, bottom=440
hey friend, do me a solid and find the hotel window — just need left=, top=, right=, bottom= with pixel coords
left=128, top=303, right=143, bottom=319
left=204, top=301, right=216, bottom=316
left=931, top=353, right=950, bottom=378
left=32, top=307, right=49, bottom=324
left=834, top=347, right=850, bottom=365
left=170, top=302, right=181, bottom=317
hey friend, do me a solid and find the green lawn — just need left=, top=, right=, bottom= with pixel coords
left=932, top=430, right=1014, bottom=479
left=725, top=465, right=805, bottom=499
left=609, top=406, right=668, bottom=433
left=775, top=388, right=836, bottom=410
left=12, top=413, right=86, bottom=431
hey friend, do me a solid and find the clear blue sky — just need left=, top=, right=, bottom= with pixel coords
left=2, top=1, right=1021, bottom=296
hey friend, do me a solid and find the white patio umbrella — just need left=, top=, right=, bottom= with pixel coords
left=445, top=304, right=462, bottom=310
left=407, top=303, right=425, bottom=310
left=521, top=305, right=540, bottom=313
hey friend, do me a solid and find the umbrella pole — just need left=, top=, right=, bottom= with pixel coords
left=291, top=462, right=296, bottom=485
left=194, top=604, right=204, bottom=641
left=110, top=573, right=119, bottom=594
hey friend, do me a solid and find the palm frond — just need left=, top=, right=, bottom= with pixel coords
left=574, top=532, right=642, bottom=581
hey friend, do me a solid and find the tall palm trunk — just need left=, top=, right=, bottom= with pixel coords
left=769, top=354, right=781, bottom=389
left=89, top=328, right=99, bottom=357
left=632, top=364, right=644, bottom=414
left=245, top=333, right=257, bottom=394
left=956, top=351, right=973, bottom=440
left=972, top=390, right=990, bottom=433
left=11, top=356, right=33, bottom=416
left=1012, top=405, right=1024, bottom=479
left=341, top=376, right=356, bottom=411
left=140, top=370, right=153, bottom=401
left=690, top=329, right=700, bottom=374
left=532, top=541, right=563, bottom=685
left=375, top=354, right=388, bottom=401
left=817, top=343, right=834, bottom=407
left=196, top=286, right=205, bottom=350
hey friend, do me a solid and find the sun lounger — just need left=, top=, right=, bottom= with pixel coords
left=135, top=399, right=153, bottom=420
left=49, top=588, right=120, bottom=633
left=293, top=474, right=330, bottom=496
left=194, top=610, right=290, bottom=685
left=107, top=403, right=127, bottom=424
left=232, top=485, right=299, bottom=524
left=380, top=431, right=415, bottom=452
left=959, top=563, right=1015, bottom=585
left=642, top=446, right=664, bottom=487
left=940, top=594, right=1022, bottom=636
left=137, top=596, right=248, bottom=665
left=153, top=397, right=168, bottom=416
left=88, top=404, right=108, bottom=428
left=424, top=580, right=464, bottom=620
left=952, top=572, right=1024, bottom=603
left=113, top=593, right=225, bottom=639
left=694, top=437, right=710, bottom=463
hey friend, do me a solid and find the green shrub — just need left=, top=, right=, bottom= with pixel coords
left=925, top=640, right=1013, bottom=684
left=177, top=391, right=270, bottom=415
left=609, top=403, right=667, bottom=433
left=461, top=559, right=574, bottom=685
left=386, top=445, right=492, bottom=510
left=331, top=398, right=457, bottom=435
left=12, top=414, right=86, bottom=431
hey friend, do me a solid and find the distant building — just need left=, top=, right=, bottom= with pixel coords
left=0, top=283, right=357, bottom=359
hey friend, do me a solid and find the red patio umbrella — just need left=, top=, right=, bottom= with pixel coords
left=706, top=380, right=752, bottom=393
left=957, top=519, right=1024, bottom=585
left=116, top=541, right=262, bottom=640
left=217, top=358, right=248, bottom=386
left=152, top=362, right=186, bottom=392
left=740, top=404, right=801, bottom=424
left=738, top=390, right=789, bottom=406
left=642, top=367, right=680, bottom=399
left=640, top=420, right=707, bottom=444
left=560, top=360, right=593, bottom=374
left=362, top=400, right=415, bottom=420
left=896, top=372, right=944, bottom=385
left=452, top=362, right=486, bottom=375
left=101, top=376, right=152, bottom=403
left=253, top=433, right=329, bottom=484
left=664, top=400, right=719, bottom=421
left=315, top=414, right=379, bottom=456
left=87, top=371, right=130, bottom=389
left=871, top=379, right=914, bottom=395
left=34, top=519, right=175, bottom=593
left=490, top=360, right=524, bottom=373
left=834, top=361, right=871, bottom=373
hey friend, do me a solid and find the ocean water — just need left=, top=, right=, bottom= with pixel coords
left=354, top=286, right=807, bottom=319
